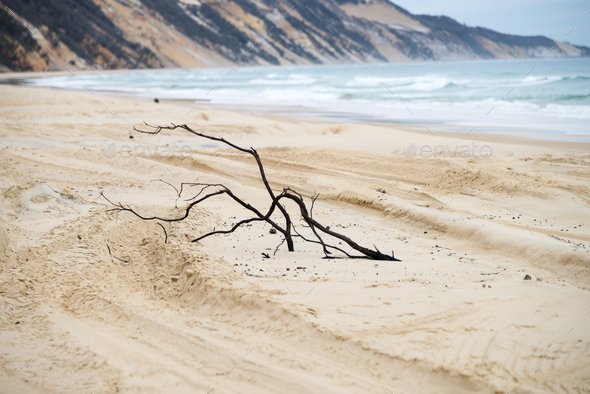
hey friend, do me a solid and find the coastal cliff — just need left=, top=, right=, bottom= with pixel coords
left=1, top=0, right=588, bottom=72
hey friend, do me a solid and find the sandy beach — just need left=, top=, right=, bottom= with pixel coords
left=1, top=83, right=589, bottom=393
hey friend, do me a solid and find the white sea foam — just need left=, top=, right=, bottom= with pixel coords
left=26, top=58, right=590, bottom=139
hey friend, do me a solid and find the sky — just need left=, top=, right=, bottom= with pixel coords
left=390, top=0, right=590, bottom=47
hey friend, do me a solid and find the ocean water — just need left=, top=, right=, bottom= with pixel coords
left=28, top=58, right=590, bottom=140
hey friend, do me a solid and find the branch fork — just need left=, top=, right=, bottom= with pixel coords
left=103, top=123, right=399, bottom=261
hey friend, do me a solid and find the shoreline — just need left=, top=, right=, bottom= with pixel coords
left=2, top=58, right=589, bottom=144
left=2, top=79, right=589, bottom=149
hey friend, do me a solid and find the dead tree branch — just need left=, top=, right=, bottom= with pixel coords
left=104, top=123, right=399, bottom=261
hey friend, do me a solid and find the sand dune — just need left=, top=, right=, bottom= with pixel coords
left=1, top=85, right=589, bottom=393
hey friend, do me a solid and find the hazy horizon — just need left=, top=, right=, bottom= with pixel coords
left=391, top=0, right=590, bottom=47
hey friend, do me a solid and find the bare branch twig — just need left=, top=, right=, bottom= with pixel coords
left=106, top=124, right=401, bottom=261
left=106, top=244, right=129, bottom=263
left=157, top=222, right=168, bottom=243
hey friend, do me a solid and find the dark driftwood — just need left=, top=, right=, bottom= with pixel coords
left=103, top=123, right=399, bottom=261
left=156, top=222, right=168, bottom=243
left=106, top=243, right=129, bottom=263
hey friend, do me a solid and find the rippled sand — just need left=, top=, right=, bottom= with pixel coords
left=1, top=84, right=589, bottom=393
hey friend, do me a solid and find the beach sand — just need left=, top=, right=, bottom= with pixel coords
left=1, top=84, right=589, bottom=393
